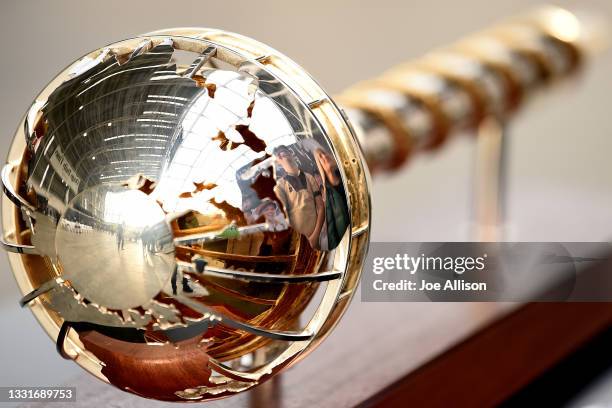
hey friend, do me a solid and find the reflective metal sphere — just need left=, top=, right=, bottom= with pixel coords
left=1, top=29, right=370, bottom=401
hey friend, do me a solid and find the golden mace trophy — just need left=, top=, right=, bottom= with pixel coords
left=0, top=5, right=606, bottom=401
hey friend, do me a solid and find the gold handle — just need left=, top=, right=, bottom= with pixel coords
left=338, top=6, right=601, bottom=172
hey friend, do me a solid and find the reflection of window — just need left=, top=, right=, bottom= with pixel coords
left=103, top=191, right=123, bottom=225
left=152, top=69, right=297, bottom=213
left=103, top=190, right=161, bottom=228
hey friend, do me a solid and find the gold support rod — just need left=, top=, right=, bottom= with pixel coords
left=473, top=116, right=508, bottom=241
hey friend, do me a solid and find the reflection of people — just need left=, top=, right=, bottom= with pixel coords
left=241, top=193, right=260, bottom=225
left=116, top=222, right=125, bottom=251
left=226, top=193, right=265, bottom=256
left=273, top=145, right=324, bottom=249
left=254, top=198, right=291, bottom=256
left=178, top=211, right=200, bottom=229
left=314, top=148, right=350, bottom=250
left=255, top=198, right=289, bottom=232
left=171, top=265, right=193, bottom=294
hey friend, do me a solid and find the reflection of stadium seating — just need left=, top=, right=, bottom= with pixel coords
left=174, top=222, right=302, bottom=305
left=196, top=248, right=296, bottom=264
left=194, top=241, right=300, bottom=305
left=172, top=222, right=228, bottom=237
left=173, top=220, right=319, bottom=360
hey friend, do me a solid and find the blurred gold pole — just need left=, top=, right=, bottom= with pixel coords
left=339, top=5, right=606, bottom=172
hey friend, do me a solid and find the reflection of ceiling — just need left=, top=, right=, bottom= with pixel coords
left=28, top=41, right=203, bottom=211
left=27, top=40, right=297, bottom=217
left=153, top=70, right=296, bottom=213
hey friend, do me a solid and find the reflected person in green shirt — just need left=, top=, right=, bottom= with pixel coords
left=313, top=147, right=350, bottom=250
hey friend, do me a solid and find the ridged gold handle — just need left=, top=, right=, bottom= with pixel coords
left=338, top=6, right=604, bottom=171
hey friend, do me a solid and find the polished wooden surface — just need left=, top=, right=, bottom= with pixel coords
left=363, top=303, right=612, bottom=407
